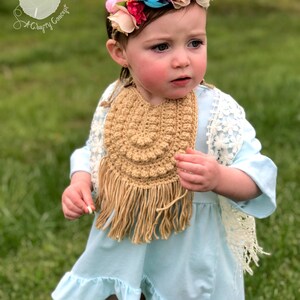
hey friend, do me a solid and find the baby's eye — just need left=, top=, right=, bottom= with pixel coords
left=152, top=43, right=169, bottom=52
left=188, top=40, right=203, bottom=48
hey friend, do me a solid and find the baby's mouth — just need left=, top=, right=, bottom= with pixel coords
left=171, top=77, right=191, bottom=86
left=172, top=76, right=191, bottom=82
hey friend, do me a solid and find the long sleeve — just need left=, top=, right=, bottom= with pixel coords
left=70, top=144, right=91, bottom=177
left=69, top=81, right=118, bottom=178
left=228, top=119, right=277, bottom=218
left=199, top=85, right=277, bottom=219
left=69, top=95, right=110, bottom=178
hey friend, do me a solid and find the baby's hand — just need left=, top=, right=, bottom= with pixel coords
left=174, top=148, right=221, bottom=192
left=62, top=172, right=95, bottom=220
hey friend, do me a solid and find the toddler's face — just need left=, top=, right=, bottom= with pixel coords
left=122, top=4, right=207, bottom=104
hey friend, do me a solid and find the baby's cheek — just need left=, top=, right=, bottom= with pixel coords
left=142, top=67, right=167, bottom=86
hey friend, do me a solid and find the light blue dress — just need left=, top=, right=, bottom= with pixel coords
left=52, top=84, right=277, bottom=300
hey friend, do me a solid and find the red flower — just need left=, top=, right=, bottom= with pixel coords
left=127, top=1, right=147, bottom=25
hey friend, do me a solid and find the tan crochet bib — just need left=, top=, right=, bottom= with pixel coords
left=95, top=86, right=198, bottom=243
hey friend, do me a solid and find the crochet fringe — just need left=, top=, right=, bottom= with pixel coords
left=96, top=157, right=193, bottom=244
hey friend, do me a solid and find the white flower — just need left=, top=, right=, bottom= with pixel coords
left=171, top=0, right=191, bottom=9
left=196, top=0, right=210, bottom=9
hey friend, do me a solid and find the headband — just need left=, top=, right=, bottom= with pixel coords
left=106, top=0, right=210, bottom=35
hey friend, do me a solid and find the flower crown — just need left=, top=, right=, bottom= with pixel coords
left=106, top=0, right=210, bottom=35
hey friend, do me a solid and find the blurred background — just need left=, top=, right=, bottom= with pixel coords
left=0, top=0, right=299, bottom=299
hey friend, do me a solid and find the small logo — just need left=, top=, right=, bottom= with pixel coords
left=19, top=0, right=61, bottom=20
left=13, top=1, right=70, bottom=33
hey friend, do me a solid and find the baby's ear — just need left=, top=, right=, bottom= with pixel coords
left=106, top=39, right=128, bottom=67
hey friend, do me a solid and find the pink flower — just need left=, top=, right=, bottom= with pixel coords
left=108, top=5, right=137, bottom=34
left=127, top=1, right=146, bottom=25
left=106, top=0, right=125, bottom=13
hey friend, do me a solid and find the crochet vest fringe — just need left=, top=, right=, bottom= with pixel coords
left=96, top=86, right=197, bottom=244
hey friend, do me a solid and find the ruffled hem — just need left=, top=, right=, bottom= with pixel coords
left=51, top=272, right=142, bottom=300
left=52, top=272, right=166, bottom=300
left=141, top=275, right=164, bottom=300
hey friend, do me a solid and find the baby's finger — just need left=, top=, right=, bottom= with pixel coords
left=177, top=175, right=203, bottom=192
left=185, top=148, right=204, bottom=155
left=176, top=161, right=204, bottom=175
left=175, top=153, right=203, bottom=164
left=63, top=196, right=84, bottom=214
left=81, top=190, right=95, bottom=214
left=62, top=203, right=83, bottom=220
left=177, top=169, right=202, bottom=184
left=64, top=189, right=87, bottom=210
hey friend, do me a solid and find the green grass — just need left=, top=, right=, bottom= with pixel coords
left=0, top=0, right=299, bottom=299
